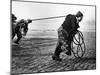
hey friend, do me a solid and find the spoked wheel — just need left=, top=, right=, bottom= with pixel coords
left=71, top=30, right=86, bottom=58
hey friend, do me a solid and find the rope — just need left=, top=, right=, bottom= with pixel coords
left=71, top=30, right=86, bottom=58
left=31, top=15, right=66, bottom=21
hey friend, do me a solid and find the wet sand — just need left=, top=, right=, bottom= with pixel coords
left=11, top=31, right=96, bottom=74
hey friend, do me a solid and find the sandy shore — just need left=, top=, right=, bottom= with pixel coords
left=11, top=32, right=96, bottom=74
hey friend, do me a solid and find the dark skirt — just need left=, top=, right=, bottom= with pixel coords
left=57, top=26, right=69, bottom=51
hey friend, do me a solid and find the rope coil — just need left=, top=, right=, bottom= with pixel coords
left=71, top=30, right=86, bottom=58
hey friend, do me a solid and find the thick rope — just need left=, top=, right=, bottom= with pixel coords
left=31, top=15, right=66, bottom=21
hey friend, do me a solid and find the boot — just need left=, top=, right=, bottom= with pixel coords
left=52, top=55, right=62, bottom=61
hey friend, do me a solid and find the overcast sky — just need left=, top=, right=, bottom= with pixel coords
left=12, top=1, right=95, bottom=32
